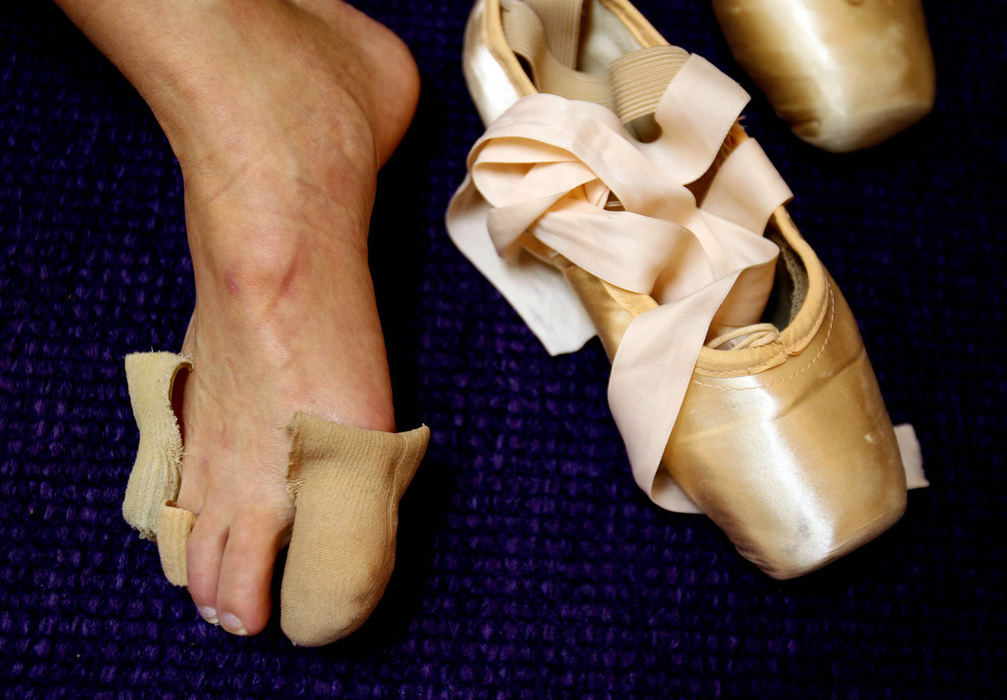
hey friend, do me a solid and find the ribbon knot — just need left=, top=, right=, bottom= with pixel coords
left=447, top=54, right=794, bottom=510
left=467, top=54, right=792, bottom=321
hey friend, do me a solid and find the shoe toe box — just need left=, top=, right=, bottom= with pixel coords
left=664, top=281, right=907, bottom=578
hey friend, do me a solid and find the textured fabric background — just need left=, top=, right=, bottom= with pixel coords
left=1, top=1, right=1003, bottom=696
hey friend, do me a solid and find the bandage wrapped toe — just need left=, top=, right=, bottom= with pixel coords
left=122, top=352, right=191, bottom=540
left=280, top=414, right=430, bottom=646
left=157, top=501, right=196, bottom=587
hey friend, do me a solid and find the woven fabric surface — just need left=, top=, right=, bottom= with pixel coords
left=1, top=0, right=1003, bottom=696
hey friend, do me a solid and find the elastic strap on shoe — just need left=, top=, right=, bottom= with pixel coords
left=501, top=0, right=613, bottom=107
left=523, top=0, right=583, bottom=68
left=609, top=45, right=690, bottom=124
left=280, top=413, right=430, bottom=647
left=501, top=1, right=694, bottom=127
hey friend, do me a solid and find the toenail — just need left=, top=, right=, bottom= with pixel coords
left=198, top=606, right=219, bottom=625
left=219, top=612, right=247, bottom=636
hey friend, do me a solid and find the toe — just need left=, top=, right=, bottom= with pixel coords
left=185, top=511, right=228, bottom=625
left=214, top=506, right=291, bottom=636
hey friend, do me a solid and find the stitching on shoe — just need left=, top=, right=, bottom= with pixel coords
left=690, top=282, right=835, bottom=392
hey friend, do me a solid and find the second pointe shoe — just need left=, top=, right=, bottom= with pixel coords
left=447, top=0, right=926, bottom=578
left=121, top=352, right=430, bottom=645
left=712, top=0, right=936, bottom=152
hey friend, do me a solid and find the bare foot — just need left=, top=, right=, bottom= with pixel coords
left=57, top=0, right=419, bottom=635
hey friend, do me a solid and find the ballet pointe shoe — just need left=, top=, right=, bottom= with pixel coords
left=711, top=0, right=936, bottom=152
left=659, top=214, right=908, bottom=578
left=560, top=211, right=910, bottom=579
left=121, top=352, right=430, bottom=643
left=447, top=0, right=924, bottom=578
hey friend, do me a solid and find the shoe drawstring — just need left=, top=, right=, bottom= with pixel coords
left=707, top=323, right=780, bottom=350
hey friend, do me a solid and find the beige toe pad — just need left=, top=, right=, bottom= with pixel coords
left=123, top=352, right=191, bottom=540
left=280, top=413, right=431, bottom=647
left=157, top=501, right=197, bottom=586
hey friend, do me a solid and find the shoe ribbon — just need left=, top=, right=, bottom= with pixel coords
left=447, top=55, right=794, bottom=509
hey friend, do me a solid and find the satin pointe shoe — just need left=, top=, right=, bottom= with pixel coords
left=121, top=352, right=430, bottom=645
left=712, top=0, right=936, bottom=152
left=447, top=0, right=926, bottom=578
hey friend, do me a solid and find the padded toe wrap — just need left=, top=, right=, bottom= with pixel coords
left=122, top=352, right=191, bottom=540
left=280, top=413, right=430, bottom=647
left=157, top=502, right=197, bottom=586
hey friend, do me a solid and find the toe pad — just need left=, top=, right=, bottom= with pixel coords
left=122, top=352, right=191, bottom=540
left=157, top=502, right=197, bottom=586
left=280, top=413, right=431, bottom=647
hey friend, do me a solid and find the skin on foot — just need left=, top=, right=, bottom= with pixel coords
left=56, top=0, right=420, bottom=636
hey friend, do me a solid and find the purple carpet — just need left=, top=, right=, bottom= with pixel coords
left=2, top=1, right=1003, bottom=696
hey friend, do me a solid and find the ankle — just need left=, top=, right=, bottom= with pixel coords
left=189, top=204, right=369, bottom=304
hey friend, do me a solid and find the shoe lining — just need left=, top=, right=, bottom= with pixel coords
left=578, top=0, right=646, bottom=74
left=762, top=226, right=808, bottom=329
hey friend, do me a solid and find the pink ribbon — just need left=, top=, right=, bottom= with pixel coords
left=449, top=55, right=794, bottom=508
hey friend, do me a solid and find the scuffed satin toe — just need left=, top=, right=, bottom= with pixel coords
left=712, top=0, right=936, bottom=152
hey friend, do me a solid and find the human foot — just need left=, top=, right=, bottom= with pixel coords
left=60, top=0, right=420, bottom=636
